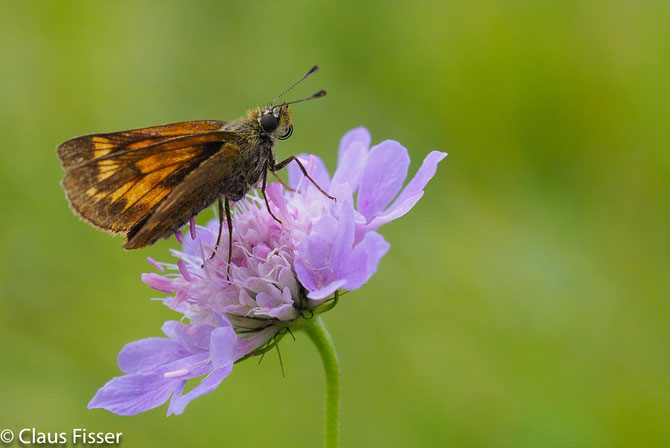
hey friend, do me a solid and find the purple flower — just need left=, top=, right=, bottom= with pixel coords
left=89, top=316, right=276, bottom=416
left=89, top=127, right=446, bottom=415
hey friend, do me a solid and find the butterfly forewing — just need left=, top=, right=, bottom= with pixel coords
left=59, top=129, right=246, bottom=243
left=57, top=120, right=226, bottom=169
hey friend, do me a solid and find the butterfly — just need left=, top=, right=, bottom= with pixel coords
left=57, top=65, right=332, bottom=267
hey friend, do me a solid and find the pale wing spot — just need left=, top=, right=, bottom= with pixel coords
left=97, top=164, right=118, bottom=173
left=97, top=168, right=118, bottom=182
left=135, top=148, right=202, bottom=172
left=120, top=165, right=179, bottom=212
left=85, top=188, right=110, bottom=202
left=92, top=148, right=112, bottom=158
left=127, top=138, right=164, bottom=150
left=128, top=187, right=171, bottom=216
left=91, top=137, right=114, bottom=157
left=106, top=180, right=135, bottom=203
left=91, top=136, right=111, bottom=145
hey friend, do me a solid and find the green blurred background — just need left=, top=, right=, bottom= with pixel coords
left=1, top=1, right=668, bottom=446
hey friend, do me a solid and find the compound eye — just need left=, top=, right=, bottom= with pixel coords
left=278, top=124, right=293, bottom=140
left=260, top=113, right=279, bottom=133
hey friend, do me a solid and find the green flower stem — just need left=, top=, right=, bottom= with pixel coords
left=302, top=316, right=340, bottom=448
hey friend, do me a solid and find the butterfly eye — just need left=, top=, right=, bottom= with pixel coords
left=260, top=113, right=278, bottom=133
left=278, top=124, right=293, bottom=140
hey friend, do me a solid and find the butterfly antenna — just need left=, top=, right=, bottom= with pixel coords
left=277, top=90, right=327, bottom=107
left=270, top=65, right=320, bottom=106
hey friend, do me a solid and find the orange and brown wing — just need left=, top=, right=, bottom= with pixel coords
left=57, top=120, right=226, bottom=169
left=125, top=142, right=245, bottom=249
left=60, top=130, right=244, bottom=240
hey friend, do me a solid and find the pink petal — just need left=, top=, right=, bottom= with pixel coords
left=337, top=127, right=371, bottom=161
left=366, top=151, right=447, bottom=231
left=166, top=366, right=232, bottom=416
left=117, top=338, right=188, bottom=375
left=356, top=140, right=410, bottom=221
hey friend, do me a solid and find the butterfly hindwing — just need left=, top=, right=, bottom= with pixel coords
left=125, top=143, right=244, bottom=249
left=57, top=120, right=226, bottom=169
left=61, top=130, right=247, bottom=238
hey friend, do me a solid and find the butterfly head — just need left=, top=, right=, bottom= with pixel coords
left=257, top=65, right=326, bottom=141
left=259, top=105, right=293, bottom=141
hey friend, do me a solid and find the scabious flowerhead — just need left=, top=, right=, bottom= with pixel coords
left=88, top=127, right=446, bottom=415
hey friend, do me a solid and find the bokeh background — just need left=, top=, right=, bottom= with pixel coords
left=1, top=1, right=668, bottom=447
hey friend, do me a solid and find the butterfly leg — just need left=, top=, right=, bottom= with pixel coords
left=208, top=197, right=233, bottom=278
left=272, top=156, right=335, bottom=200
left=209, top=198, right=226, bottom=260
left=262, top=162, right=283, bottom=224
left=270, top=170, right=295, bottom=192
left=224, top=197, right=233, bottom=279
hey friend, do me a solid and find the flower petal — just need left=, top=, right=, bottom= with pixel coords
left=232, top=326, right=281, bottom=360
left=294, top=233, right=336, bottom=292
left=189, top=324, right=217, bottom=351
left=366, top=151, right=447, bottom=231
left=141, top=273, right=175, bottom=293
left=329, top=198, right=356, bottom=270
left=166, top=366, right=232, bottom=416
left=117, top=337, right=188, bottom=375
left=295, top=199, right=356, bottom=298
left=209, top=325, right=237, bottom=369
left=88, top=373, right=180, bottom=416
left=306, top=279, right=346, bottom=301
left=356, top=140, right=410, bottom=221
left=287, top=154, right=331, bottom=192
left=157, top=352, right=211, bottom=379
left=180, top=224, right=216, bottom=257
left=263, top=303, right=297, bottom=319
left=266, top=182, right=289, bottom=220
left=161, top=321, right=214, bottom=353
left=293, top=253, right=322, bottom=292
left=337, top=126, right=371, bottom=161
left=340, top=232, right=390, bottom=290
left=331, top=133, right=369, bottom=193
